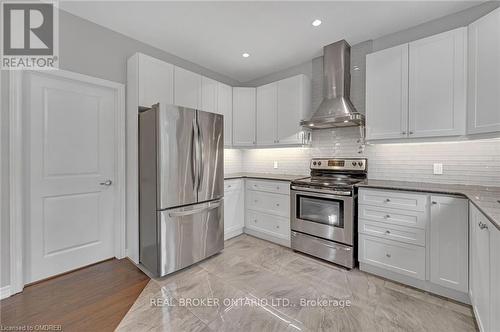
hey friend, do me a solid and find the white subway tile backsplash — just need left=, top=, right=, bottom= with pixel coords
left=225, top=128, right=500, bottom=187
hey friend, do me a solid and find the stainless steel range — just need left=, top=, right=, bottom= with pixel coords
left=290, top=158, right=367, bottom=269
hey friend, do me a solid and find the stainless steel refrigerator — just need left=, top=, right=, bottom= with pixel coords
left=138, top=103, right=224, bottom=277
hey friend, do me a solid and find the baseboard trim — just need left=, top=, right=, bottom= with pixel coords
left=360, top=263, right=471, bottom=304
left=1, top=286, right=11, bottom=300
left=224, top=227, right=244, bottom=241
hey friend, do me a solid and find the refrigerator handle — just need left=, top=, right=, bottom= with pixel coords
left=197, top=116, right=204, bottom=191
left=168, top=200, right=221, bottom=218
left=191, top=118, right=199, bottom=191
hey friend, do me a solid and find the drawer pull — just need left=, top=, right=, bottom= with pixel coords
left=386, top=253, right=391, bottom=258
left=385, top=198, right=391, bottom=203
left=253, top=219, right=258, bottom=223
left=384, top=215, right=391, bottom=219
left=479, top=222, right=488, bottom=230
left=276, top=203, right=280, bottom=207
left=276, top=186, right=280, bottom=190
left=276, top=225, right=280, bottom=229
left=385, top=230, right=391, bottom=235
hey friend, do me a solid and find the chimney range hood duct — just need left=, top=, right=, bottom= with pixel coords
left=301, top=40, right=364, bottom=129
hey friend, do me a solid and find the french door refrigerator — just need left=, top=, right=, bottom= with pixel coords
left=139, top=103, right=224, bottom=277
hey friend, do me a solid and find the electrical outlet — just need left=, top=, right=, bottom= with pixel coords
left=433, top=163, right=443, bottom=175
left=273, top=161, right=279, bottom=169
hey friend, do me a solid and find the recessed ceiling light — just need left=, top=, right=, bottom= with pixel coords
left=312, top=19, right=322, bottom=27
left=242, top=53, right=250, bottom=58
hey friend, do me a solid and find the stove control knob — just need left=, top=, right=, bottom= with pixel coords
left=313, top=161, right=317, bottom=166
left=358, top=162, right=363, bottom=166
left=352, top=162, right=356, bottom=166
left=318, top=161, right=322, bottom=166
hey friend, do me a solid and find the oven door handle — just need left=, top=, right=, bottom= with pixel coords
left=291, top=185, right=352, bottom=196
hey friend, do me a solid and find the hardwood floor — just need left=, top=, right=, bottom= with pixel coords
left=0, top=258, right=149, bottom=332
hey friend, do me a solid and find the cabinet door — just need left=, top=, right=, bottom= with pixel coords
left=174, top=66, right=201, bottom=109
left=218, top=83, right=233, bottom=146
left=256, top=82, right=278, bottom=145
left=470, top=204, right=491, bottom=332
left=233, top=87, right=256, bottom=146
left=276, top=75, right=310, bottom=145
left=408, top=28, right=466, bottom=138
left=223, top=180, right=244, bottom=240
left=429, top=196, right=468, bottom=292
left=137, top=54, right=174, bottom=107
left=202, top=76, right=218, bottom=114
left=366, top=44, right=409, bottom=140
left=490, top=224, right=500, bottom=332
left=467, top=8, right=500, bottom=134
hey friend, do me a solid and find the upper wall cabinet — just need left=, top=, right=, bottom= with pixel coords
left=408, top=28, right=466, bottom=138
left=218, top=83, right=233, bottom=146
left=366, top=44, right=409, bottom=140
left=366, top=27, right=467, bottom=141
left=132, top=53, right=174, bottom=107
left=255, top=74, right=311, bottom=146
left=233, top=87, right=256, bottom=146
left=277, top=75, right=311, bottom=145
left=202, top=76, right=218, bottom=114
left=256, top=82, right=278, bottom=145
left=467, top=7, right=500, bottom=135
left=174, top=66, right=201, bottom=109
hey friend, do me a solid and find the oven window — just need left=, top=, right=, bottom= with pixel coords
left=297, top=195, right=344, bottom=228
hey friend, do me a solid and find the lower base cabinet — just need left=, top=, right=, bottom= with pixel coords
left=470, top=203, right=500, bottom=332
left=224, top=179, right=244, bottom=240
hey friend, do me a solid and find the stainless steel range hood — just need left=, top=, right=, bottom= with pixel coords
left=301, top=40, right=364, bottom=129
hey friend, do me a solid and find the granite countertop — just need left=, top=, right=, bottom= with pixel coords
left=224, top=172, right=308, bottom=182
left=356, top=179, right=500, bottom=230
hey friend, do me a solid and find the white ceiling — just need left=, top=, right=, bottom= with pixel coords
left=60, top=1, right=481, bottom=83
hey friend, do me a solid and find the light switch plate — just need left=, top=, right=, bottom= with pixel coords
left=273, top=161, right=279, bottom=169
left=433, top=163, right=443, bottom=175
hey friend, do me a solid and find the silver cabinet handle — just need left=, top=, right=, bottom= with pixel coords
left=100, top=180, right=112, bottom=186
left=385, top=198, right=391, bottom=203
left=478, top=221, right=488, bottom=230
left=409, top=131, right=414, bottom=135
left=384, top=214, right=391, bottom=219
left=401, top=131, right=406, bottom=135
left=386, top=253, right=391, bottom=258
left=276, top=203, right=280, bottom=207
left=385, top=230, right=391, bottom=235
left=432, top=201, right=437, bottom=205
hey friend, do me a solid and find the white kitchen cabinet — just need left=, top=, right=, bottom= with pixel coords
left=467, top=7, right=500, bottom=135
left=429, top=195, right=468, bottom=292
left=233, top=87, right=256, bottom=146
left=408, top=28, right=466, bottom=138
left=174, top=66, right=201, bottom=109
left=276, top=75, right=311, bottom=145
left=133, top=53, right=174, bottom=108
left=218, top=83, right=233, bottom=146
left=366, top=44, right=409, bottom=140
left=470, top=203, right=491, bottom=332
left=224, top=179, right=244, bottom=240
left=201, top=76, right=218, bottom=114
left=256, top=82, right=278, bottom=145
left=490, top=222, right=500, bottom=332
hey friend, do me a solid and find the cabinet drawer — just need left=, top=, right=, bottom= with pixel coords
left=359, top=188, right=427, bottom=212
left=246, top=179, right=289, bottom=195
left=359, top=219, right=425, bottom=246
left=224, top=179, right=242, bottom=192
left=246, top=190, right=289, bottom=217
left=358, top=204, right=427, bottom=229
left=359, top=234, right=426, bottom=280
left=246, top=210, right=289, bottom=238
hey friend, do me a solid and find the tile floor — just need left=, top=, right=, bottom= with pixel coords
left=117, top=235, right=477, bottom=332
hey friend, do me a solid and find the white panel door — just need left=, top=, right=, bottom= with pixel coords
left=408, top=28, right=466, bottom=138
left=223, top=179, right=244, bottom=240
left=490, top=224, right=500, bottom=332
left=27, top=72, right=116, bottom=283
left=218, top=83, right=233, bottom=146
left=256, top=82, right=277, bottom=145
left=137, top=53, right=174, bottom=107
left=277, top=75, right=309, bottom=145
left=470, top=204, right=491, bottom=332
left=202, top=76, right=218, bottom=113
left=467, top=8, right=500, bottom=134
left=366, top=44, right=409, bottom=140
left=429, top=196, right=468, bottom=292
left=174, top=66, right=201, bottom=109
left=232, top=87, right=256, bottom=146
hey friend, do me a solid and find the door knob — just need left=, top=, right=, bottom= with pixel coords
left=100, top=180, right=113, bottom=186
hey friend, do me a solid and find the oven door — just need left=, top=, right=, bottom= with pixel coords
left=290, top=187, right=354, bottom=245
